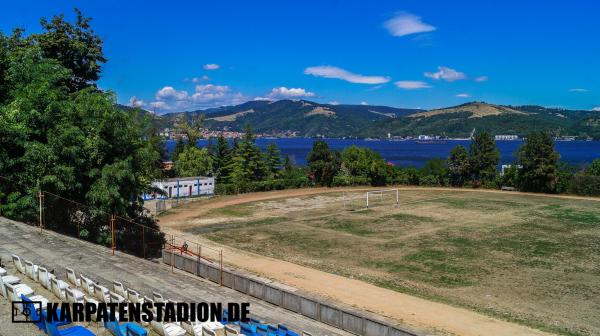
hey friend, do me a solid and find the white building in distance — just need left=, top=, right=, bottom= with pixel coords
left=142, top=176, right=215, bottom=200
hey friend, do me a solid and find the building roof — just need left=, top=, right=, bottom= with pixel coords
left=157, top=176, right=214, bottom=183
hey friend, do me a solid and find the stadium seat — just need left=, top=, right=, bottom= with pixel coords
left=38, top=266, right=56, bottom=290
left=65, top=287, right=85, bottom=304
left=0, top=267, right=6, bottom=276
left=66, top=268, right=82, bottom=287
left=80, top=274, right=96, bottom=296
left=104, top=311, right=147, bottom=336
left=43, top=309, right=95, bottom=336
left=21, top=294, right=48, bottom=331
left=150, top=320, right=187, bottom=336
left=11, top=254, right=25, bottom=274
left=113, top=281, right=127, bottom=297
left=152, top=291, right=164, bottom=303
left=24, top=260, right=39, bottom=281
left=241, top=323, right=258, bottom=336
left=127, top=288, right=144, bottom=304
left=93, top=283, right=111, bottom=303
left=0, top=275, right=24, bottom=298
left=110, top=291, right=126, bottom=303
left=51, top=277, right=70, bottom=300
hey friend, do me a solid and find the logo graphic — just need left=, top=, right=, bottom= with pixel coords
left=12, top=301, right=42, bottom=323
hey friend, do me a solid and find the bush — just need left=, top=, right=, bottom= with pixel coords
left=569, top=174, right=600, bottom=196
left=215, top=177, right=311, bottom=195
left=332, top=174, right=370, bottom=187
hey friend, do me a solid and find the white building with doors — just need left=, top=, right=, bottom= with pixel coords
left=142, top=176, right=215, bottom=200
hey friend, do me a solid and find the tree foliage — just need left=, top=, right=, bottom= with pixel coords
left=469, top=131, right=500, bottom=185
left=0, top=9, right=164, bottom=256
left=174, top=146, right=213, bottom=177
left=517, top=132, right=560, bottom=193
left=447, top=146, right=470, bottom=187
left=307, top=140, right=340, bottom=186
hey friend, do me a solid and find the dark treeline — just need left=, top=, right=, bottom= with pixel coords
left=175, top=128, right=600, bottom=197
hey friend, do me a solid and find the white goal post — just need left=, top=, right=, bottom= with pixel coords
left=366, top=189, right=399, bottom=208
left=343, top=188, right=399, bottom=210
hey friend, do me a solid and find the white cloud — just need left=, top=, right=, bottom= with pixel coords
left=329, top=101, right=340, bottom=105
left=148, top=101, right=169, bottom=110
left=425, top=66, right=466, bottom=82
left=360, top=101, right=369, bottom=105
left=304, top=65, right=390, bottom=84
left=191, top=75, right=210, bottom=83
left=456, top=93, right=471, bottom=98
left=191, top=84, right=232, bottom=103
left=203, top=63, right=220, bottom=70
left=593, top=107, right=600, bottom=112
left=384, top=12, right=436, bottom=37
left=268, top=87, right=315, bottom=99
left=253, top=97, right=272, bottom=101
left=128, top=96, right=144, bottom=107
left=569, top=88, right=590, bottom=92
left=474, top=76, right=489, bottom=82
left=395, top=81, right=432, bottom=90
left=156, top=86, right=189, bottom=101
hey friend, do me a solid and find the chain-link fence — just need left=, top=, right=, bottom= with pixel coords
left=1, top=175, right=224, bottom=281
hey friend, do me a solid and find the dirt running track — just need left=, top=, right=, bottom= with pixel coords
left=160, top=187, right=599, bottom=336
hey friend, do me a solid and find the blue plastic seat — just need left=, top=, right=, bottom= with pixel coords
left=104, top=318, right=147, bottom=336
left=43, top=309, right=95, bottom=336
left=221, top=308, right=229, bottom=325
left=241, top=322, right=258, bottom=336
left=21, top=294, right=70, bottom=332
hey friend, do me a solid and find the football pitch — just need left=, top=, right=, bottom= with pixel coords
left=180, top=189, right=600, bottom=335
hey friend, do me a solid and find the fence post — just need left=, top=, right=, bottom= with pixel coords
left=142, top=226, right=146, bottom=259
left=220, top=250, right=223, bottom=287
left=38, top=191, right=44, bottom=233
left=111, top=214, right=116, bottom=255
left=171, top=235, right=175, bottom=273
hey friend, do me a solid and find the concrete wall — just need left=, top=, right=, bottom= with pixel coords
left=163, top=250, right=418, bottom=336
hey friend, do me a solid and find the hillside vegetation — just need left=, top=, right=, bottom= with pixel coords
left=152, top=100, right=600, bottom=139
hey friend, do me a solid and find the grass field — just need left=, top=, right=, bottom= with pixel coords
left=182, top=190, right=600, bottom=336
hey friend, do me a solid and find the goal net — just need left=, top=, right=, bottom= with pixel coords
left=343, top=189, right=399, bottom=210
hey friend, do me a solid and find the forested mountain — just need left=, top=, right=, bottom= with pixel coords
left=150, top=100, right=600, bottom=139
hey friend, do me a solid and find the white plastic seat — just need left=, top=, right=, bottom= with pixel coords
left=151, top=320, right=187, bottom=336
left=5, top=283, right=34, bottom=307
left=0, top=275, right=22, bottom=298
left=93, top=283, right=110, bottom=303
left=24, top=260, right=39, bottom=281
left=65, top=287, right=85, bottom=304
left=12, top=254, right=26, bottom=274
left=113, top=281, right=127, bottom=298
left=37, top=267, right=56, bottom=290
left=127, top=288, right=144, bottom=304
left=51, top=278, right=69, bottom=301
left=153, top=291, right=164, bottom=303
left=66, top=268, right=81, bottom=287
left=0, top=267, right=6, bottom=276
left=80, top=274, right=96, bottom=296
left=110, top=291, right=126, bottom=303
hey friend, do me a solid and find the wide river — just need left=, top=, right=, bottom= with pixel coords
left=166, top=138, right=600, bottom=168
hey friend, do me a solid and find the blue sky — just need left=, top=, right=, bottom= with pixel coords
left=2, top=0, right=599, bottom=113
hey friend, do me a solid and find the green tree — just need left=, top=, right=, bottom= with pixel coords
left=229, top=125, right=266, bottom=185
left=585, top=159, right=600, bottom=176
left=419, top=158, right=448, bottom=186
left=447, top=146, right=470, bottom=187
left=0, top=11, right=164, bottom=256
left=264, top=142, right=282, bottom=178
left=469, top=131, right=500, bottom=185
left=35, top=9, right=106, bottom=91
left=178, top=113, right=204, bottom=147
left=517, top=132, right=560, bottom=193
left=307, top=140, right=340, bottom=186
left=172, top=138, right=185, bottom=161
left=339, top=146, right=389, bottom=186
left=174, top=146, right=213, bottom=177
left=213, top=135, right=232, bottom=182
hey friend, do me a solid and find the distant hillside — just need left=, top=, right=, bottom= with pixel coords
left=146, top=100, right=600, bottom=139
left=157, top=100, right=421, bottom=137
left=408, top=102, right=528, bottom=119
left=375, top=102, right=600, bottom=138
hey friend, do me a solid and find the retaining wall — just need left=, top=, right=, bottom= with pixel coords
left=163, top=250, right=418, bottom=336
